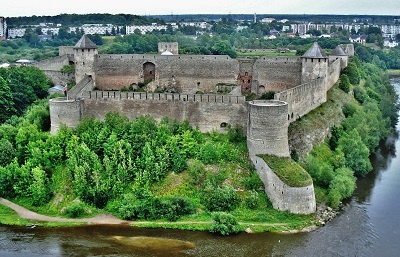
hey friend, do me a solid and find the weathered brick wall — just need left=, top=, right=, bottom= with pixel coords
left=43, top=70, right=75, bottom=86
left=35, top=55, right=70, bottom=71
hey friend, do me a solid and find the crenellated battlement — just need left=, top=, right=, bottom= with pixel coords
left=82, top=91, right=246, bottom=104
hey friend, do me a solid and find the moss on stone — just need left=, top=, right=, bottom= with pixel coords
left=258, top=154, right=313, bottom=187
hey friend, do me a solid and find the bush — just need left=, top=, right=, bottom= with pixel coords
left=187, top=159, right=207, bottom=186
left=64, top=202, right=86, bottom=218
left=342, top=103, right=358, bottom=118
left=209, top=212, right=241, bottom=235
left=353, top=86, right=368, bottom=104
left=339, top=74, right=351, bottom=93
left=245, top=190, right=259, bottom=209
left=243, top=170, right=264, bottom=191
left=201, top=182, right=240, bottom=212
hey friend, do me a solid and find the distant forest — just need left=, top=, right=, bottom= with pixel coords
left=6, top=13, right=400, bottom=27
left=6, top=14, right=165, bottom=27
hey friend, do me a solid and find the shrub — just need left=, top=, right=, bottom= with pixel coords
left=259, top=91, right=275, bottom=100
left=245, top=190, right=259, bottom=209
left=342, top=103, right=358, bottom=118
left=64, top=202, right=86, bottom=218
left=187, top=159, right=207, bottom=186
left=243, top=170, right=264, bottom=191
left=339, top=74, right=351, bottom=93
left=201, top=182, right=240, bottom=212
left=209, top=212, right=241, bottom=235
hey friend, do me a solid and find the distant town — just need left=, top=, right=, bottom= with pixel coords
left=0, top=14, right=399, bottom=48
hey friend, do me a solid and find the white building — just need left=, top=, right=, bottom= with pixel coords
left=0, top=16, right=6, bottom=39
left=126, top=24, right=168, bottom=35
left=8, top=28, right=26, bottom=38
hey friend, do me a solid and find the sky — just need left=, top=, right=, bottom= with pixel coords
left=2, top=0, right=400, bottom=17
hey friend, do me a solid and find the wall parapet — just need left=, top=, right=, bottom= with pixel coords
left=96, top=54, right=233, bottom=61
left=81, top=91, right=246, bottom=104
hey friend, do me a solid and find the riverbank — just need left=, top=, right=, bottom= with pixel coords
left=0, top=197, right=317, bottom=233
left=387, top=69, right=400, bottom=76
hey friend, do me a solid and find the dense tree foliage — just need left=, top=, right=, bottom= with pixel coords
left=303, top=50, right=398, bottom=208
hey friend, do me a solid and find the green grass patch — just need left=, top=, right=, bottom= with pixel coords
left=387, top=69, right=400, bottom=76
left=258, top=154, right=313, bottom=187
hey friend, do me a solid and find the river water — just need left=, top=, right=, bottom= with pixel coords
left=1, top=78, right=400, bottom=257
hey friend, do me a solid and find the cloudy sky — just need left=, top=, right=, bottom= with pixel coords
left=2, top=0, right=400, bottom=17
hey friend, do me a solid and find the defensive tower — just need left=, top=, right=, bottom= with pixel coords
left=74, top=35, right=98, bottom=84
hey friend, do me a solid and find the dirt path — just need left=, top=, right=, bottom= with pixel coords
left=0, top=197, right=129, bottom=225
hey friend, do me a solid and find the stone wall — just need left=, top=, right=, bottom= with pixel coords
left=253, top=57, right=302, bottom=92
left=59, top=46, right=75, bottom=56
left=274, top=77, right=326, bottom=123
left=252, top=155, right=316, bottom=214
left=327, top=59, right=341, bottom=90
left=43, top=70, right=75, bottom=86
left=35, top=55, right=70, bottom=71
left=94, top=54, right=238, bottom=93
left=81, top=91, right=248, bottom=133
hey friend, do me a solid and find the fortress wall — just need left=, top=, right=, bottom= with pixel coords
left=252, top=155, right=316, bottom=214
left=49, top=98, right=84, bottom=135
left=274, top=77, right=326, bottom=122
left=59, top=46, right=75, bottom=56
left=36, top=55, right=70, bottom=71
left=94, top=54, right=238, bottom=93
left=43, top=70, right=75, bottom=85
left=81, top=94, right=248, bottom=133
left=247, top=100, right=290, bottom=157
left=327, top=59, right=341, bottom=90
left=253, top=58, right=302, bottom=92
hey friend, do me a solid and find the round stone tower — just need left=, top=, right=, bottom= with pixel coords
left=49, top=97, right=84, bottom=135
left=247, top=100, right=290, bottom=157
left=73, top=34, right=98, bottom=84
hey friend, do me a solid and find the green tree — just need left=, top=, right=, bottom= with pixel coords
left=29, top=166, right=51, bottom=206
left=337, top=129, right=372, bottom=177
left=339, top=74, right=351, bottom=93
left=0, top=77, right=17, bottom=123
left=0, top=139, right=17, bottom=167
left=343, top=62, right=361, bottom=85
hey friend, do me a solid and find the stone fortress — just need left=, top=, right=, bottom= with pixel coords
left=37, top=35, right=353, bottom=214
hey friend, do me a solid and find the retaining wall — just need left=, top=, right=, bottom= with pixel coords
left=252, top=155, right=316, bottom=214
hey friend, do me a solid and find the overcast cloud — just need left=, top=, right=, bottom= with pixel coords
left=2, top=0, right=400, bottom=17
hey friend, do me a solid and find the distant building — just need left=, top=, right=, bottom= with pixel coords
left=261, top=18, right=275, bottom=23
left=0, top=16, right=6, bottom=40
left=349, top=34, right=367, bottom=45
left=384, top=38, right=399, bottom=48
left=158, top=42, right=179, bottom=55
left=8, top=28, right=26, bottom=38
left=126, top=24, right=168, bottom=35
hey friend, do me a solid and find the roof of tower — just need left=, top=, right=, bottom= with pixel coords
left=302, top=42, right=327, bottom=58
left=74, top=34, right=98, bottom=49
left=331, top=45, right=347, bottom=56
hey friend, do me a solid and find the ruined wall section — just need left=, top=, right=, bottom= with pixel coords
left=253, top=57, right=302, bottom=93
left=36, top=55, right=70, bottom=71
left=274, top=77, right=326, bottom=123
left=252, top=155, right=316, bottom=214
left=44, top=70, right=75, bottom=86
left=94, top=54, right=238, bottom=93
left=81, top=91, right=247, bottom=132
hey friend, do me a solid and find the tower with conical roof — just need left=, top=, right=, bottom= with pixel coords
left=74, top=34, right=98, bottom=84
left=301, top=42, right=328, bottom=84
left=330, top=45, right=348, bottom=69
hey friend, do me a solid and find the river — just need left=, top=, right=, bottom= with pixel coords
left=1, top=78, right=400, bottom=257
